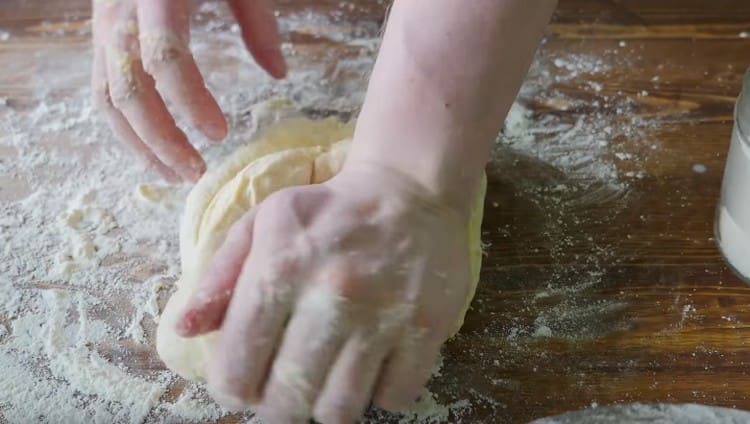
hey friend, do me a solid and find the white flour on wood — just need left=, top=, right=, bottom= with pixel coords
left=489, top=43, right=661, bottom=344
left=0, top=2, right=665, bottom=423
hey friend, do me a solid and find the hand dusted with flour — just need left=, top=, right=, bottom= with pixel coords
left=91, top=0, right=285, bottom=182
left=156, top=117, right=487, bottom=422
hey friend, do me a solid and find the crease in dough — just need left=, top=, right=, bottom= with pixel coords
left=156, top=117, right=486, bottom=382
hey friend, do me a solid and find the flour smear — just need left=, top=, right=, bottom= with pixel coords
left=0, top=2, right=661, bottom=423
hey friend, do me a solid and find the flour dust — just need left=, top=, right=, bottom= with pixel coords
left=0, top=2, right=663, bottom=423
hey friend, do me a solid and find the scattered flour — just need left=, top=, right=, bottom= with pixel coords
left=487, top=38, right=667, bottom=347
left=533, top=324, right=553, bottom=338
left=0, top=3, right=459, bottom=423
left=363, top=389, right=472, bottom=424
left=692, top=163, right=708, bottom=174
left=159, top=385, right=225, bottom=423
left=0, top=2, right=667, bottom=423
left=533, top=403, right=750, bottom=423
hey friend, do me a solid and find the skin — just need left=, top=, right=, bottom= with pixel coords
left=92, top=0, right=285, bottom=183
left=93, top=0, right=557, bottom=423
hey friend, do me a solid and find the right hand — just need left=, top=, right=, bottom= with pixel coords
left=175, top=163, right=475, bottom=423
left=92, top=0, right=286, bottom=183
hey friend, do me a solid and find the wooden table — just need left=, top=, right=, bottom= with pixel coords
left=2, top=1, right=750, bottom=423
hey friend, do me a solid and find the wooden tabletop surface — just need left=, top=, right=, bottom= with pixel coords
left=3, top=1, right=750, bottom=423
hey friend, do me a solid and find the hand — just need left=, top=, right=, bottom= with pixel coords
left=92, top=0, right=286, bottom=183
left=175, top=164, right=474, bottom=423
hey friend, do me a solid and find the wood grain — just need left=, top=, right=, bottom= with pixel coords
left=2, top=1, right=750, bottom=423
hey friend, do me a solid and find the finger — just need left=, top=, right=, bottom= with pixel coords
left=313, top=333, right=391, bottom=424
left=228, top=0, right=287, bottom=78
left=206, top=261, right=294, bottom=409
left=103, top=13, right=205, bottom=182
left=372, top=329, right=443, bottom=412
left=256, top=288, right=349, bottom=424
left=176, top=208, right=258, bottom=337
left=137, top=0, right=228, bottom=142
left=93, top=46, right=181, bottom=183
left=93, top=1, right=180, bottom=182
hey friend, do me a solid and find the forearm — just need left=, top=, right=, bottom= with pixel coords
left=348, top=0, right=556, bottom=211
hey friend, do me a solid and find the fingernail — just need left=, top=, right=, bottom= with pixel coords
left=266, top=48, right=287, bottom=79
left=161, top=168, right=182, bottom=184
left=175, top=311, right=195, bottom=337
left=187, top=157, right=206, bottom=183
left=177, top=308, right=221, bottom=337
left=200, top=118, right=228, bottom=142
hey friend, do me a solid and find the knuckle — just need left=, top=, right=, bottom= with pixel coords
left=259, top=281, right=294, bottom=311
left=108, top=76, right=139, bottom=108
left=140, top=31, right=189, bottom=75
left=111, top=19, right=139, bottom=48
left=265, top=248, right=304, bottom=277
left=106, top=52, right=142, bottom=107
left=104, top=19, right=142, bottom=107
left=321, top=265, right=367, bottom=302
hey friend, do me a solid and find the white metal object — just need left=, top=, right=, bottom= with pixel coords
left=717, top=68, right=750, bottom=283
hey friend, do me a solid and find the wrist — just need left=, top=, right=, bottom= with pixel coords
left=343, top=136, right=485, bottom=218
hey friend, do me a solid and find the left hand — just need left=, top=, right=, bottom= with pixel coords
left=92, top=0, right=286, bottom=182
left=175, top=163, right=474, bottom=423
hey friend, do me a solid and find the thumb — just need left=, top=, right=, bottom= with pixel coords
left=176, top=208, right=259, bottom=337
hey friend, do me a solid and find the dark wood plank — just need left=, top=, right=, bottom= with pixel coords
left=3, top=1, right=750, bottom=423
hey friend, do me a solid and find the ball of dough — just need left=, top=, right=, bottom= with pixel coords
left=156, top=117, right=487, bottom=381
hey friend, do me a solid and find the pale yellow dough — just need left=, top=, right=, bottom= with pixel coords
left=156, top=117, right=487, bottom=381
